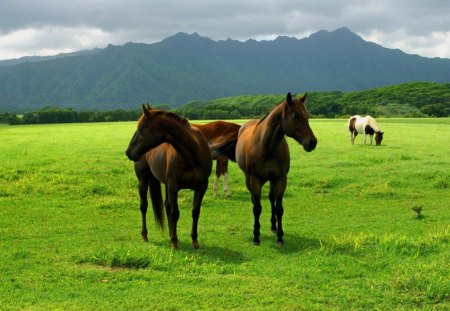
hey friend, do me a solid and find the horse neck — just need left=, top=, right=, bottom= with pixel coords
left=159, top=118, right=208, bottom=165
left=256, top=104, right=285, bottom=150
left=367, top=118, right=381, bottom=132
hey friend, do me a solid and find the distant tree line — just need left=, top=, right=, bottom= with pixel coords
left=0, top=107, right=142, bottom=125
left=1, top=100, right=447, bottom=125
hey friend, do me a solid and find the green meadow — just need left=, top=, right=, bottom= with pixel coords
left=0, top=118, right=449, bottom=310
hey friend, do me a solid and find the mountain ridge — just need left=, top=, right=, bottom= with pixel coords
left=0, top=27, right=449, bottom=112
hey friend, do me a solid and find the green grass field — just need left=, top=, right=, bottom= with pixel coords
left=1, top=118, right=449, bottom=310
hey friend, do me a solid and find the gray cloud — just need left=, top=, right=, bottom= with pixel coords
left=1, top=0, right=449, bottom=59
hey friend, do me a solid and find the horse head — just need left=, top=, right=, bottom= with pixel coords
left=375, top=131, right=384, bottom=146
left=281, top=92, right=317, bottom=152
left=125, top=105, right=165, bottom=161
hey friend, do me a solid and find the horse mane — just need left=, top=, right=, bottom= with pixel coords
left=257, top=112, right=270, bottom=126
left=137, top=110, right=190, bottom=129
left=256, top=95, right=309, bottom=127
left=365, top=115, right=381, bottom=132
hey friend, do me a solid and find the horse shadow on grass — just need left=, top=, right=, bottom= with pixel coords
left=154, top=232, right=322, bottom=258
left=153, top=240, right=246, bottom=266
left=90, top=233, right=325, bottom=272
left=263, top=233, right=322, bottom=254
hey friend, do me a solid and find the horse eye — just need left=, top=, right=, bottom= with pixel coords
left=135, top=129, right=143, bottom=141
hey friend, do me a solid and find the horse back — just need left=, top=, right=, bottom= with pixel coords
left=211, top=121, right=240, bottom=137
left=193, top=121, right=240, bottom=141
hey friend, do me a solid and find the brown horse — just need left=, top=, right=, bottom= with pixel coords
left=192, top=121, right=241, bottom=197
left=235, top=93, right=317, bottom=245
left=125, top=105, right=212, bottom=249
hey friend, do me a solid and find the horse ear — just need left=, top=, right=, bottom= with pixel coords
left=142, top=104, right=151, bottom=119
left=146, top=103, right=152, bottom=110
left=299, top=92, right=307, bottom=103
left=286, top=92, right=293, bottom=105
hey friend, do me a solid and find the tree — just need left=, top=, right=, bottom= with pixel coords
left=421, top=104, right=449, bottom=117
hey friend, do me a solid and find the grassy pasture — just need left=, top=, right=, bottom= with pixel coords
left=0, top=118, right=449, bottom=310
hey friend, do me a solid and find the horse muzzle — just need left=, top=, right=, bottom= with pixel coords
left=302, top=138, right=317, bottom=152
left=125, top=149, right=141, bottom=162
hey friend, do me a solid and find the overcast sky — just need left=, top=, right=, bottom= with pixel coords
left=1, top=0, right=449, bottom=60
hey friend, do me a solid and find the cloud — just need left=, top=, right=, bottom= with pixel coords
left=0, top=0, right=449, bottom=59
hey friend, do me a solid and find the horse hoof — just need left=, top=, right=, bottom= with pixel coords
left=171, top=242, right=178, bottom=250
left=276, top=241, right=284, bottom=247
left=253, top=240, right=260, bottom=246
left=192, top=242, right=200, bottom=249
left=270, top=228, right=277, bottom=234
left=142, top=236, right=149, bottom=242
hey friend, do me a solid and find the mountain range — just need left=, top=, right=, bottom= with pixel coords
left=0, top=27, right=449, bottom=112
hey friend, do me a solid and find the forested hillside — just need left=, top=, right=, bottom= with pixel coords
left=2, top=82, right=448, bottom=124
left=174, top=82, right=450, bottom=118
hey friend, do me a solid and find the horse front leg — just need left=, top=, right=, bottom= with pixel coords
left=166, top=186, right=180, bottom=249
left=269, top=184, right=277, bottom=233
left=248, top=176, right=263, bottom=245
left=138, top=178, right=149, bottom=242
left=273, top=177, right=287, bottom=245
left=191, top=181, right=208, bottom=249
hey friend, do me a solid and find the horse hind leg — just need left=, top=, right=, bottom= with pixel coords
left=350, top=131, right=357, bottom=145
left=213, top=176, right=220, bottom=197
left=248, top=176, right=263, bottom=245
left=191, top=181, right=208, bottom=249
left=219, top=157, right=231, bottom=197
left=212, top=159, right=220, bottom=197
left=223, top=173, right=231, bottom=197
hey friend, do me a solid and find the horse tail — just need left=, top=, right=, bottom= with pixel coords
left=148, top=172, right=165, bottom=231
left=211, top=139, right=238, bottom=162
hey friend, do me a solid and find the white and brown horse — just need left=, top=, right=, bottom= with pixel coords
left=348, top=115, right=384, bottom=146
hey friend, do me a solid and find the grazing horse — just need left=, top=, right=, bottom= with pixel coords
left=348, top=115, right=384, bottom=145
left=234, top=93, right=317, bottom=245
left=193, top=121, right=241, bottom=197
left=125, top=105, right=212, bottom=249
